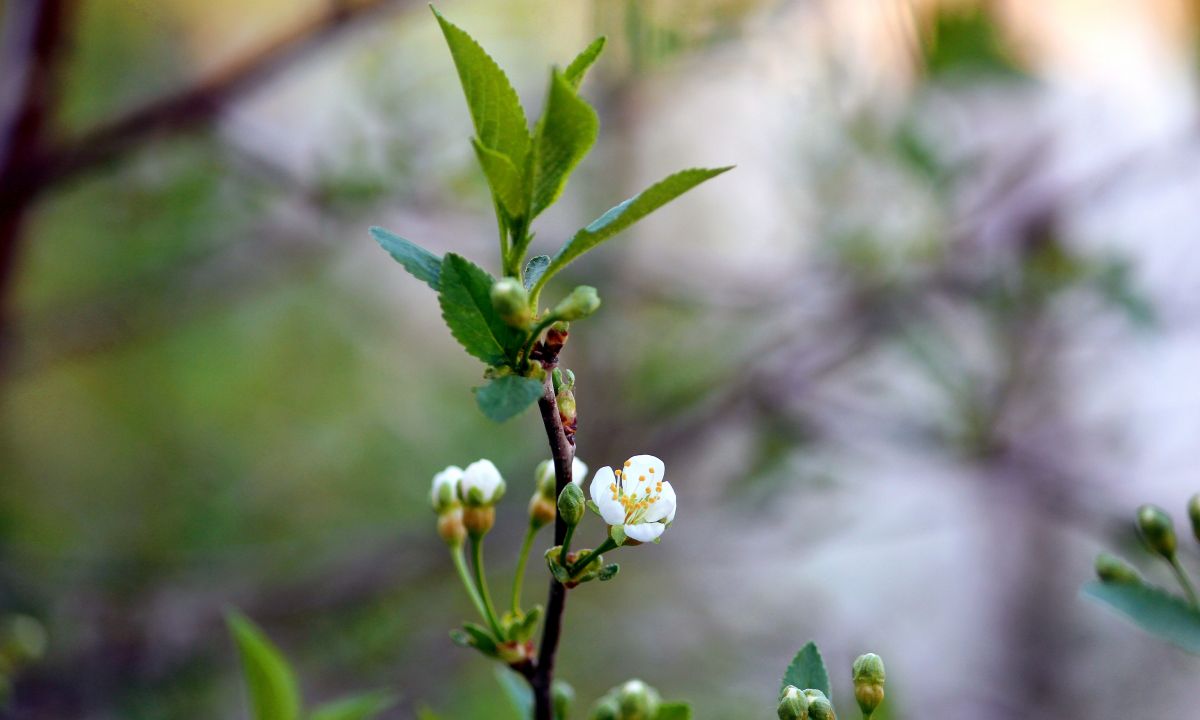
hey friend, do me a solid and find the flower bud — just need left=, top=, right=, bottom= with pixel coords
left=460, top=459, right=506, bottom=507
left=616, top=679, right=660, bottom=720
left=558, top=483, right=585, bottom=527
left=807, top=695, right=836, bottom=720
left=490, top=277, right=532, bottom=327
left=553, top=680, right=575, bottom=720
left=437, top=507, right=466, bottom=546
left=1189, top=493, right=1200, bottom=544
left=1136, top=504, right=1177, bottom=559
left=852, top=653, right=885, bottom=717
left=1095, top=552, right=1141, bottom=585
left=589, top=696, right=620, bottom=720
left=463, top=506, right=495, bottom=537
left=553, top=286, right=601, bottom=321
left=529, top=494, right=556, bottom=529
left=777, top=685, right=809, bottom=720
left=430, top=466, right=463, bottom=514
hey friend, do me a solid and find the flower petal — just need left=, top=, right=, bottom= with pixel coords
left=590, top=467, right=626, bottom=526
left=644, top=480, right=676, bottom=523
left=623, top=521, right=665, bottom=543
left=571, top=456, right=588, bottom=486
left=623, top=454, right=663, bottom=494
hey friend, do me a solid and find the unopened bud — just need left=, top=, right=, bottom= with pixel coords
left=852, top=653, right=885, bottom=717
left=463, top=506, right=495, bottom=537
left=529, top=494, right=556, bottom=529
left=616, top=679, right=660, bottom=720
left=460, top=459, right=506, bottom=508
left=437, top=508, right=466, bottom=546
left=558, top=483, right=585, bottom=527
left=808, top=695, right=836, bottom=720
left=553, top=286, right=601, bottom=322
left=557, top=388, right=577, bottom=423
left=1188, top=494, right=1200, bottom=544
left=1137, top=504, right=1177, bottom=559
left=1095, top=553, right=1141, bottom=585
left=430, top=466, right=463, bottom=514
left=491, top=278, right=532, bottom=327
left=777, top=685, right=809, bottom=720
left=589, top=696, right=620, bottom=720
left=553, top=680, right=575, bottom=720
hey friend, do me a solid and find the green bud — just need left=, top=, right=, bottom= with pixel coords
left=1136, top=504, right=1177, bottom=559
left=589, top=696, right=620, bottom=720
left=807, top=695, right=836, bottom=720
left=852, top=653, right=885, bottom=717
left=535, top=460, right=556, bottom=500
left=1188, top=493, right=1200, bottom=544
left=778, top=685, right=809, bottom=720
left=490, top=277, right=532, bottom=327
left=553, top=680, right=575, bottom=720
left=1095, top=553, right=1141, bottom=585
left=616, top=679, right=660, bottom=720
left=558, top=483, right=585, bottom=527
left=553, top=286, right=601, bottom=322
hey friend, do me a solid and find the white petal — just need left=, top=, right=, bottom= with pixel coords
left=623, top=454, right=664, bottom=494
left=431, top=465, right=463, bottom=504
left=644, top=480, right=676, bottom=523
left=571, top=456, right=589, bottom=485
left=464, top=459, right=503, bottom=498
left=623, top=521, right=665, bottom=543
left=590, top=467, right=626, bottom=526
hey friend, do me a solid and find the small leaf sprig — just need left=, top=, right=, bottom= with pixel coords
left=776, top=641, right=887, bottom=720
left=1084, top=493, right=1200, bottom=655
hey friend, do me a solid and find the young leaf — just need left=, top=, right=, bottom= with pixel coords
left=475, top=374, right=545, bottom=422
left=432, top=8, right=530, bottom=167
left=1082, top=581, right=1200, bottom=655
left=781, top=641, right=831, bottom=699
left=523, top=255, right=551, bottom=291
left=227, top=612, right=301, bottom=720
left=472, top=139, right=528, bottom=219
left=438, top=254, right=525, bottom=366
left=534, top=166, right=733, bottom=295
left=563, top=37, right=607, bottom=89
left=310, top=692, right=395, bottom=720
left=494, top=666, right=535, bottom=718
left=370, top=226, right=441, bottom=290
left=530, top=70, right=599, bottom=219
left=655, top=703, right=692, bottom=720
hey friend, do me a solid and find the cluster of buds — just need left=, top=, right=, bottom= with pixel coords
left=1094, top=493, right=1200, bottom=609
left=778, top=651, right=885, bottom=720
left=589, top=679, right=661, bottom=720
left=778, top=687, right=835, bottom=720
left=430, top=460, right=507, bottom=545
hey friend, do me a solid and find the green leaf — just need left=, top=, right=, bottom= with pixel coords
left=523, top=255, right=551, bottom=291
left=438, top=253, right=525, bottom=366
left=227, top=612, right=301, bottom=720
left=781, top=641, right=831, bottom=698
left=535, top=166, right=733, bottom=294
left=459, top=622, right=500, bottom=657
left=473, top=139, right=528, bottom=219
left=369, top=226, right=441, bottom=290
left=432, top=8, right=530, bottom=167
left=655, top=703, right=692, bottom=720
left=563, top=36, right=606, bottom=89
left=494, top=667, right=534, bottom=718
left=310, top=692, right=395, bottom=720
left=475, top=374, right=545, bottom=422
left=1083, top=581, right=1200, bottom=655
left=530, top=70, right=599, bottom=218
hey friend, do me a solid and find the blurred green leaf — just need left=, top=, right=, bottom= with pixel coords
left=494, top=667, right=534, bottom=718
left=1082, top=581, right=1200, bottom=655
left=530, top=71, right=600, bottom=218
left=475, top=375, right=545, bottom=422
left=921, top=6, right=1022, bottom=79
left=309, top=692, right=395, bottom=720
left=227, top=612, right=301, bottom=720
left=563, top=37, right=607, bottom=89
left=433, top=8, right=530, bottom=171
left=524, top=255, right=551, bottom=291
left=781, top=641, right=831, bottom=699
left=536, top=166, right=733, bottom=294
left=655, top=702, right=692, bottom=720
left=370, top=227, right=442, bottom=290
left=438, top=254, right=524, bottom=366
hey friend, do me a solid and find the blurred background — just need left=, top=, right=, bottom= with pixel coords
left=3, top=0, right=1200, bottom=717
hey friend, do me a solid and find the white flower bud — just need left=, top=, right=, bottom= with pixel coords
left=460, top=459, right=506, bottom=507
left=430, top=466, right=463, bottom=514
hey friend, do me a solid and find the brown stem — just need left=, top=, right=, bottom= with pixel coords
left=530, top=372, right=574, bottom=719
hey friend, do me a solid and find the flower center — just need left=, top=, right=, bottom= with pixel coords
left=609, top=465, right=664, bottom=524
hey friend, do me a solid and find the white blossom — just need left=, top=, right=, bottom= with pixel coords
left=589, top=454, right=676, bottom=543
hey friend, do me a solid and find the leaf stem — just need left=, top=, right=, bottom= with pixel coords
left=1168, top=556, right=1199, bottom=608
left=451, top=544, right=491, bottom=626
left=568, top=536, right=618, bottom=576
left=511, top=522, right=540, bottom=614
left=470, top=534, right=505, bottom=638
